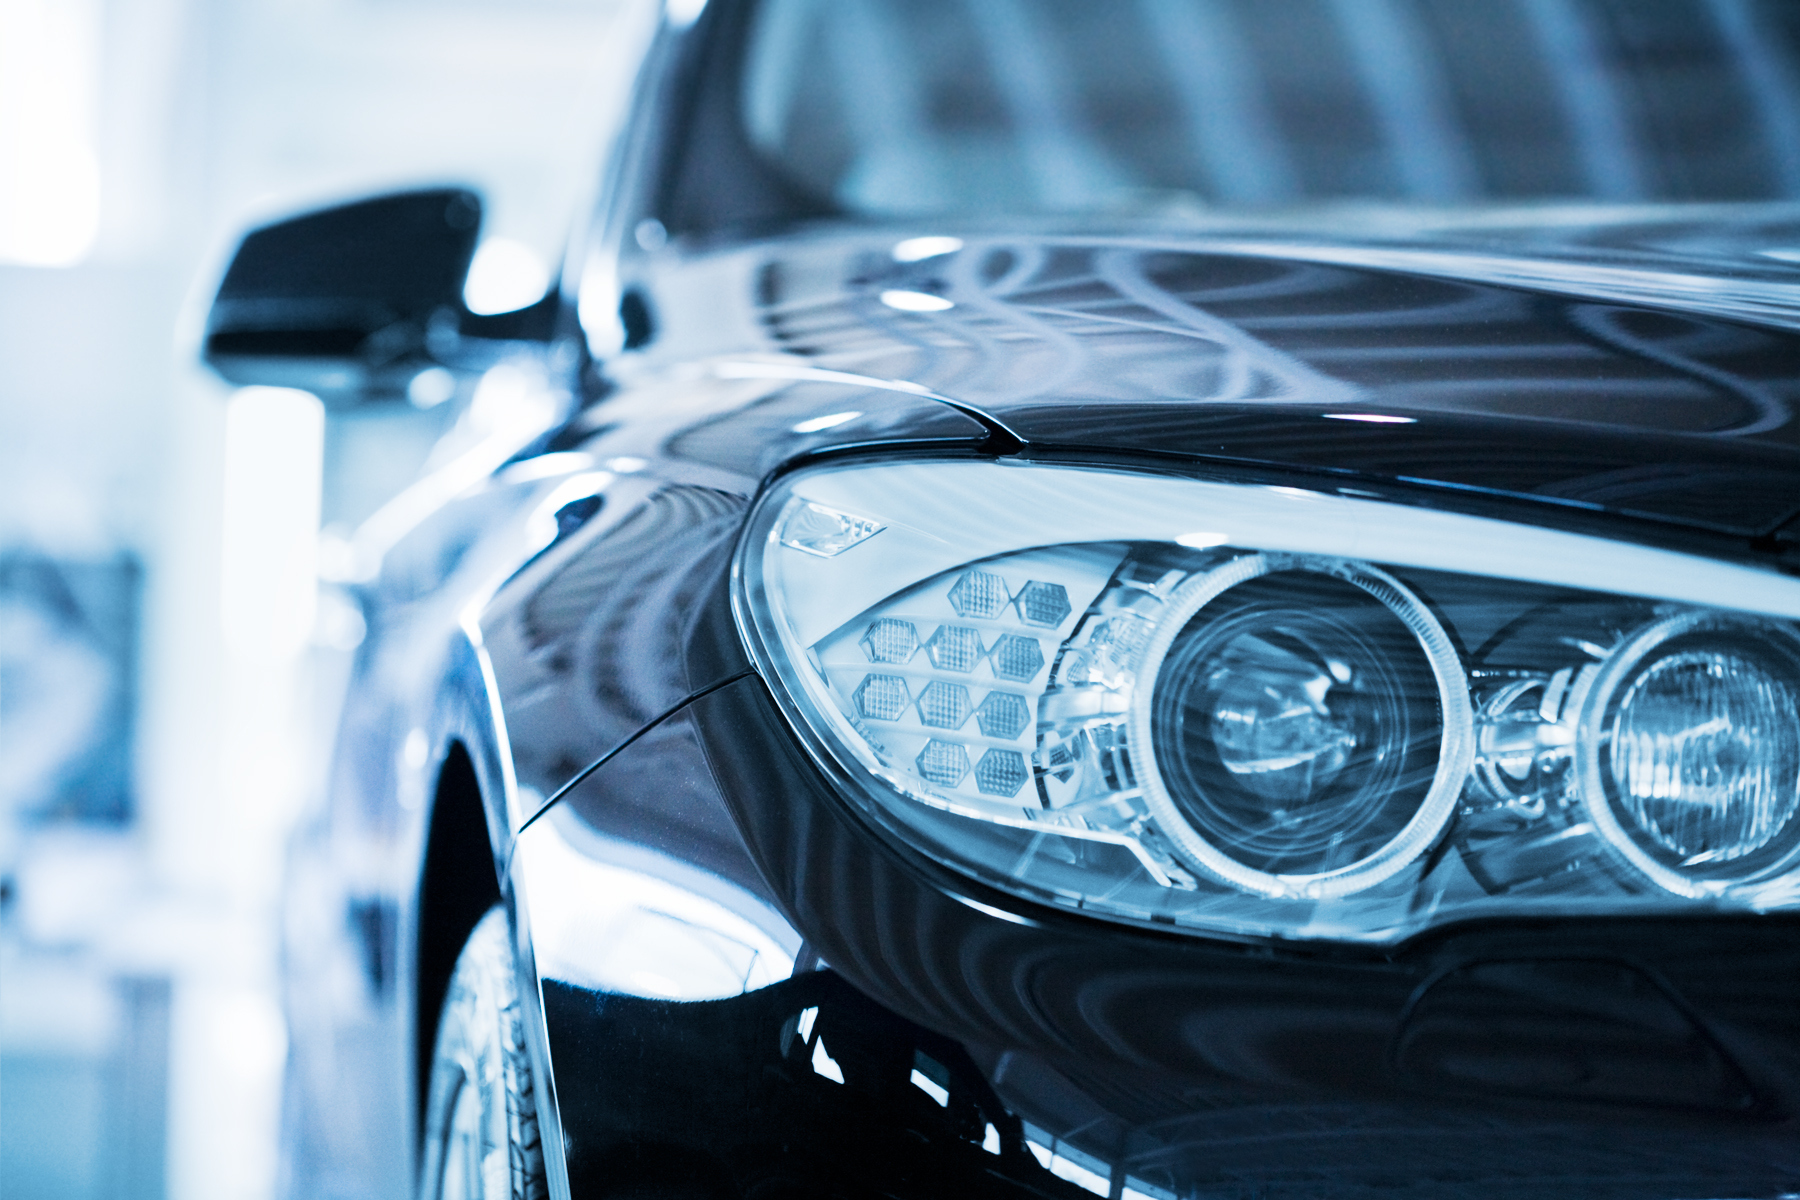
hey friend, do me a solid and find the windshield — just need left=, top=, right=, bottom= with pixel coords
left=666, top=0, right=1800, bottom=233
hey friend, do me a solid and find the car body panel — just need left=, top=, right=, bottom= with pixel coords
left=610, top=223, right=1800, bottom=539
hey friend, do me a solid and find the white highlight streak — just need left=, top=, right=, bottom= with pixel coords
left=791, top=411, right=864, bottom=433
left=892, top=236, right=963, bottom=263
left=811, top=1038, right=844, bottom=1083
left=910, top=1068, right=949, bottom=1106
left=880, top=289, right=955, bottom=313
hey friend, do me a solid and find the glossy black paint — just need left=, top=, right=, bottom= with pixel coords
left=616, top=228, right=1800, bottom=540
left=205, top=188, right=483, bottom=403
left=543, top=968, right=1087, bottom=1200
left=686, top=663, right=1800, bottom=1164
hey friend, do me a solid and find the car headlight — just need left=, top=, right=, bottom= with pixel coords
left=733, top=460, right=1800, bottom=943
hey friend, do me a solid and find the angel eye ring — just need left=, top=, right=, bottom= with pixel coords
left=1130, top=554, right=1475, bottom=899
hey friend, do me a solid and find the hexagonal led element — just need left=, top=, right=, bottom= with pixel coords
left=975, top=749, right=1029, bottom=796
left=916, top=681, right=972, bottom=729
left=990, top=634, right=1044, bottom=682
left=948, top=570, right=1009, bottom=619
left=1015, top=581, right=1071, bottom=627
left=916, top=740, right=971, bottom=788
left=975, top=691, right=1030, bottom=740
left=924, top=625, right=983, bottom=673
left=853, top=674, right=909, bottom=722
left=860, top=618, right=919, bottom=664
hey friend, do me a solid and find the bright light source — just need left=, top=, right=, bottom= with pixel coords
left=407, top=366, right=456, bottom=409
left=211, top=990, right=288, bottom=1082
left=221, top=388, right=325, bottom=663
left=1176, top=531, right=1230, bottom=549
left=0, top=0, right=102, bottom=266
left=666, top=0, right=708, bottom=28
left=402, top=728, right=429, bottom=771
left=1323, top=412, right=1417, bottom=424
left=791, top=411, right=862, bottom=433
left=463, top=237, right=549, bottom=315
left=892, top=236, right=963, bottom=263
left=880, top=289, right=954, bottom=313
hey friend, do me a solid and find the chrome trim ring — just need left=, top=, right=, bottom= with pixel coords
left=1129, top=553, right=1475, bottom=900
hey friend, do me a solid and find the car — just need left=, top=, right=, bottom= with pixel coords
left=201, top=1, right=1800, bottom=1197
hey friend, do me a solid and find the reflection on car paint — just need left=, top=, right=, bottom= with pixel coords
left=735, top=235, right=1800, bottom=533
left=513, top=805, right=798, bottom=1000
left=540, top=966, right=1096, bottom=1200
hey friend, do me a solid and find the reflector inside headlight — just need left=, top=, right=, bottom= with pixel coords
left=734, top=461, right=1800, bottom=942
left=1579, top=610, right=1800, bottom=899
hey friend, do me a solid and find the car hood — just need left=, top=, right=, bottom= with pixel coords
left=634, top=207, right=1800, bottom=538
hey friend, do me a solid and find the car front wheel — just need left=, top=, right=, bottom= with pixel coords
left=420, top=906, right=547, bottom=1200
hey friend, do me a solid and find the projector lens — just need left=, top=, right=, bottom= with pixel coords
left=1134, top=555, right=1472, bottom=898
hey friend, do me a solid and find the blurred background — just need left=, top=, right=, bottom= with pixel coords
left=0, top=1, right=639, bottom=1195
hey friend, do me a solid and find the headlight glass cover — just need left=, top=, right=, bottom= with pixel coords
left=733, top=460, right=1800, bottom=943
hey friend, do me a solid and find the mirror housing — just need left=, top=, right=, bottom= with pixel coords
left=202, top=188, right=482, bottom=405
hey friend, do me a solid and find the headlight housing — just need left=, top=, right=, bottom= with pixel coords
left=733, top=460, right=1800, bottom=943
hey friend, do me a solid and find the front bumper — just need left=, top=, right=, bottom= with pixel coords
left=510, top=667, right=1800, bottom=1199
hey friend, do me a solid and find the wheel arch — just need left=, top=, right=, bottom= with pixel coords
left=415, top=738, right=503, bottom=1131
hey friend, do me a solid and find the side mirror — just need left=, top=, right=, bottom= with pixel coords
left=202, top=188, right=481, bottom=405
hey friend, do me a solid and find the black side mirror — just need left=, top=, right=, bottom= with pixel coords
left=202, top=188, right=481, bottom=404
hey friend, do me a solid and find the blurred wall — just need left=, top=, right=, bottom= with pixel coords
left=0, top=1, right=637, bottom=1197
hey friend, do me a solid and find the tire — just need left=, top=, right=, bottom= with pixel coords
left=420, top=907, right=548, bottom=1200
